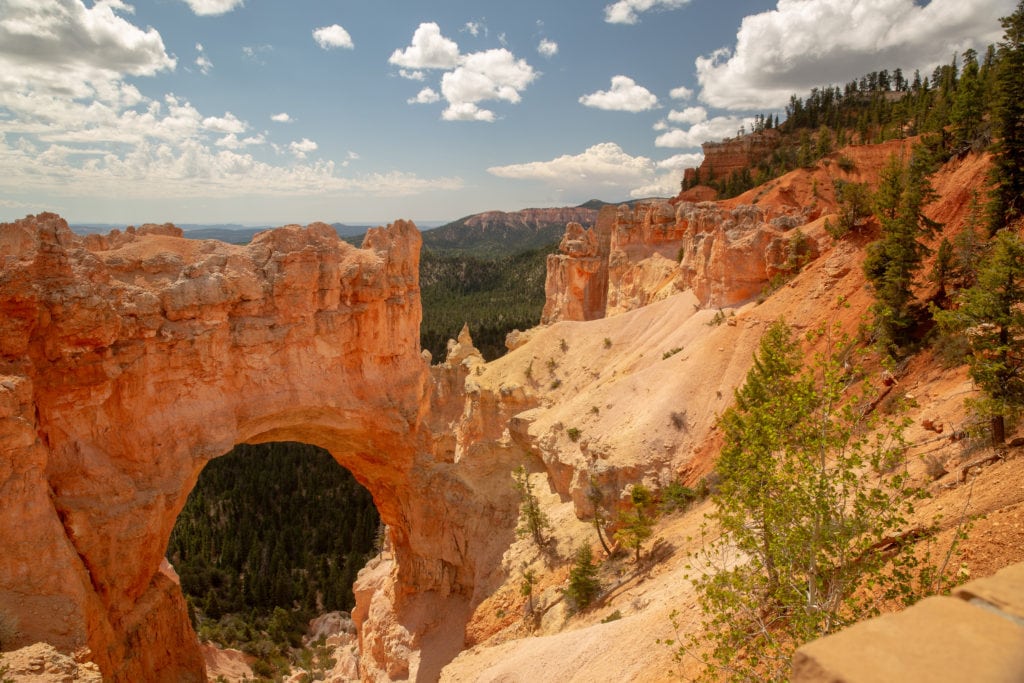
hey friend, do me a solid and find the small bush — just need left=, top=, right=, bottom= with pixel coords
left=601, top=610, right=623, bottom=623
left=550, top=379, right=562, bottom=389
left=661, top=480, right=698, bottom=513
left=567, top=427, right=582, bottom=442
left=670, top=411, right=687, bottom=431
left=603, top=337, right=612, bottom=349
left=706, top=309, right=728, bottom=327
left=837, top=155, right=856, bottom=172
left=932, top=331, right=971, bottom=369
left=560, top=338, right=569, bottom=353
left=923, top=454, right=948, bottom=480
left=663, top=346, right=684, bottom=360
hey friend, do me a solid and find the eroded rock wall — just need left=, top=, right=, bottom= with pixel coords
left=0, top=213, right=515, bottom=681
left=543, top=200, right=817, bottom=322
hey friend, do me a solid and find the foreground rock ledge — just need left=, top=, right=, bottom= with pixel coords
left=0, top=213, right=508, bottom=681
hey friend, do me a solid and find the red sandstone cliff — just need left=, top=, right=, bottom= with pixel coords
left=683, top=129, right=781, bottom=187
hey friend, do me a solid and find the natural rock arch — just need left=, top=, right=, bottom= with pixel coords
left=0, top=214, right=508, bottom=681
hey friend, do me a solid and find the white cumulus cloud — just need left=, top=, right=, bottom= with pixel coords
left=182, top=0, right=245, bottom=16
left=488, top=142, right=684, bottom=198
left=202, top=113, right=246, bottom=134
left=538, top=39, right=559, bottom=57
left=579, top=76, right=659, bottom=112
left=657, top=152, right=704, bottom=171
left=313, top=24, right=354, bottom=50
left=289, top=138, right=318, bottom=158
left=407, top=88, right=441, bottom=104
left=389, top=22, right=460, bottom=70
left=271, top=112, right=292, bottom=123
left=655, top=115, right=752, bottom=148
left=669, top=85, right=693, bottom=100
left=441, top=48, right=537, bottom=122
left=697, top=0, right=1011, bottom=110
left=667, top=106, right=707, bottom=126
left=0, top=0, right=175, bottom=100
left=604, top=0, right=692, bottom=24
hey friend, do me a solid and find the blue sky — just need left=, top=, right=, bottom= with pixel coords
left=0, top=0, right=1011, bottom=225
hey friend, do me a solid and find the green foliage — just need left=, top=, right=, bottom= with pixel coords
left=520, top=565, right=538, bottom=616
left=682, top=320, right=941, bottom=681
left=615, top=484, right=655, bottom=564
left=836, top=155, right=856, bottom=172
left=567, top=427, right=582, bottom=442
left=935, top=230, right=1024, bottom=444
left=989, top=1, right=1024, bottom=232
left=603, top=337, right=613, bottom=349
left=601, top=610, right=623, bottom=623
left=863, top=151, right=940, bottom=355
left=565, top=545, right=601, bottom=611
left=706, top=309, right=728, bottom=327
left=659, top=479, right=700, bottom=514
left=830, top=180, right=872, bottom=238
left=167, top=442, right=379, bottom=658
left=662, top=346, right=683, bottom=360
left=513, top=465, right=551, bottom=549
left=952, top=49, right=989, bottom=152
left=419, top=246, right=550, bottom=362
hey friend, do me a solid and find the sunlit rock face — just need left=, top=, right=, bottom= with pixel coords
left=543, top=200, right=816, bottom=322
left=0, top=213, right=500, bottom=681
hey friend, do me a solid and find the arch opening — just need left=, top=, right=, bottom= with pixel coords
left=167, top=441, right=381, bottom=678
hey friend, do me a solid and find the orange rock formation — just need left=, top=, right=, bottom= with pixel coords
left=0, top=213, right=509, bottom=681
left=543, top=198, right=816, bottom=322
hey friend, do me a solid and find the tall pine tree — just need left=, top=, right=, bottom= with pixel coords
left=936, top=230, right=1024, bottom=444
left=989, top=1, right=1024, bottom=232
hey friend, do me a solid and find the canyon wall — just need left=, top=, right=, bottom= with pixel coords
left=683, top=129, right=782, bottom=187
left=543, top=199, right=817, bottom=322
left=0, top=214, right=522, bottom=681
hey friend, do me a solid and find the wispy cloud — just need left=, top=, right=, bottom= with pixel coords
left=604, top=0, right=692, bottom=25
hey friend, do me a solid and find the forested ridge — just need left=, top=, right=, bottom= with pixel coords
left=167, top=443, right=379, bottom=671
left=419, top=244, right=551, bottom=361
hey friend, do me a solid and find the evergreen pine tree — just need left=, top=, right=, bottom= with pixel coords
left=936, top=230, right=1024, bottom=444
left=565, top=545, right=601, bottom=611
left=990, top=1, right=1024, bottom=232
left=864, top=152, right=939, bottom=354
left=951, top=49, right=986, bottom=151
